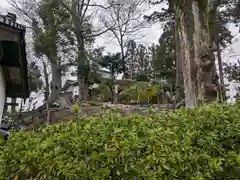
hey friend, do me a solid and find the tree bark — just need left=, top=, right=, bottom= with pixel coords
left=216, top=41, right=225, bottom=101
left=174, top=14, right=184, bottom=104
left=42, top=61, right=50, bottom=102
left=76, top=34, right=89, bottom=101
left=114, top=84, right=118, bottom=103
left=83, top=82, right=89, bottom=101
left=68, top=0, right=89, bottom=102
left=175, top=7, right=198, bottom=108
left=48, top=61, right=61, bottom=105
left=174, top=0, right=218, bottom=108
left=120, top=39, right=126, bottom=77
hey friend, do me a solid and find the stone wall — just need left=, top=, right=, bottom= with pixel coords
left=2, top=103, right=173, bottom=131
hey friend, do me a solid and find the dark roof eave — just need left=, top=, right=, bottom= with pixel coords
left=0, top=14, right=30, bottom=98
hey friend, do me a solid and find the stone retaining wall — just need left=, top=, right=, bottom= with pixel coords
left=2, top=103, right=173, bottom=130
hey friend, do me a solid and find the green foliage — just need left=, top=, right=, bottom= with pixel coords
left=99, top=83, right=112, bottom=101
left=72, top=104, right=80, bottom=113
left=33, top=0, right=72, bottom=59
left=224, top=60, right=240, bottom=97
left=124, top=39, right=152, bottom=79
left=28, top=61, right=44, bottom=92
left=197, top=0, right=208, bottom=12
left=0, top=136, right=4, bottom=178
left=153, top=20, right=175, bottom=83
left=224, top=60, right=240, bottom=83
left=119, top=82, right=160, bottom=102
left=100, top=52, right=123, bottom=75
left=135, top=73, right=149, bottom=82
left=1, top=103, right=240, bottom=179
left=116, top=79, right=135, bottom=87
left=33, top=0, right=60, bottom=59
left=145, top=8, right=176, bottom=86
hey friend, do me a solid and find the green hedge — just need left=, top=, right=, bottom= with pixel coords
left=1, top=103, right=240, bottom=179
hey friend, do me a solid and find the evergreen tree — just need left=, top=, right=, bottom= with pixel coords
left=146, top=0, right=235, bottom=107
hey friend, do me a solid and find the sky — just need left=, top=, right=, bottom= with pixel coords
left=1, top=0, right=240, bottom=110
left=0, top=0, right=163, bottom=51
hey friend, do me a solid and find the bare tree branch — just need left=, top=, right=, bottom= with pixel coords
left=100, top=0, right=147, bottom=73
left=84, top=25, right=113, bottom=38
left=80, top=0, right=91, bottom=25
left=7, top=0, right=39, bottom=26
left=83, top=3, right=121, bottom=9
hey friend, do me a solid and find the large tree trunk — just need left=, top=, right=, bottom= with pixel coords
left=216, top=42, right=225, bottom=101
left=175, top=7, right=198, bottom=108
left=114, top=84, right=118, bottom=103
left=69, top=0, right=89, bottom=102
left=120, top=40, right=126, bottom=78
left=78, top=78, right=85, bottom=101
left=83, top=82, right=89, bottom=101
left=42, top=61, right=50, bottom=102
left=175, top=0, right=218, bottom=108
left=48, top=61, right=61, bottom=105
left=174, top=16, right=184, bottom=104
left=76, top=34, right=89, bottom=101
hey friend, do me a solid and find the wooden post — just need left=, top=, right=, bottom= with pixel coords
left=0, top=67, right=6, bottom=121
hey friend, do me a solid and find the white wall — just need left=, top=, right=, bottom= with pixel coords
left=0, top=66, right=6, bottom=122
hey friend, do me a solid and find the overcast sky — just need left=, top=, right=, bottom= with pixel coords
left=1, top=0, right=239, bottom=57
left=1, top=0, right=240, bottom=105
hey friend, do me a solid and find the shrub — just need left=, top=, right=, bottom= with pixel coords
left=119, top=82, right=160, bottom=103
left=1, top=103, right=240, bottom=179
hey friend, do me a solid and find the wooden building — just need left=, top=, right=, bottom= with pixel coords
left=0, top=13, right=29, bottom=120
